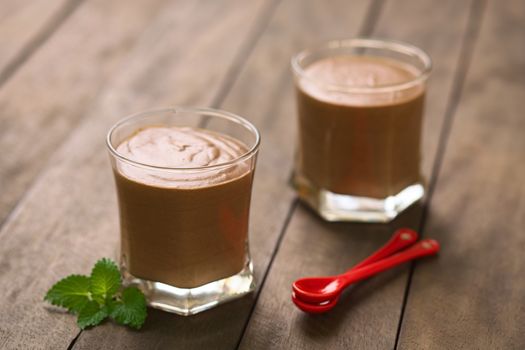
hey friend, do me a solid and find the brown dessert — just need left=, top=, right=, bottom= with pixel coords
left=295, top=55, right=425, bottom=198
left=113, top=126, right=253, bottom=288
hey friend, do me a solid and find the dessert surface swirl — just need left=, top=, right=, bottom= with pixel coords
left=116, top=126, right=249, bottom=188
left=299, top=55, right=423, bottom=106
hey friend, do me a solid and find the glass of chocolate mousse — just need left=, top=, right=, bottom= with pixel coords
left=106, top=107, right=259, bottom=315
left=291, top=38, right=432, bottom=222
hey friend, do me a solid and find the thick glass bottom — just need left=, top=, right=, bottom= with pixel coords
left=121, top=260, right=255, bottom=316
left=293, top=174, right=424, bottom=223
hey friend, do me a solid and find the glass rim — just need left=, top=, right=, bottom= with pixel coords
left=106, top=107, right=260, bottom=172
left=291, top=38, right=432, bottom=93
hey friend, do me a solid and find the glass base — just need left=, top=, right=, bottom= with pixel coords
left=293, top=174, right=424, bottom=223
left=121, top=260, right=255, bottom=316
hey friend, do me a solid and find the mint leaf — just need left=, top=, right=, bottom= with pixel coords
left=90, top=258, right=121, bottom=303
left=44, top=275, right=90, bottom=313
left=77, top=301, right=109, bottom=329
left=44, top=258, right=148, bottom=330
left=110, top=287, right=147, bottom=329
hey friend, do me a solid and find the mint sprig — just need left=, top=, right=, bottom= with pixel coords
left=44, top=258, right=147, bottom=330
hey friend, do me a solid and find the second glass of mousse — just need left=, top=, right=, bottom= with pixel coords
left=291, top=38, right=432, bottom=222
left=106, top=107, right=259, bottom=316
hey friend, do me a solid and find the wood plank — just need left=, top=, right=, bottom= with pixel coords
left=0, top=0, right=267, bottom=349
left=397, top=0, right=525, bottom=348
left=73, top=0, right=372, bottom=349
left=223, top=0, right=370, bottom=281
left=0, top=0, right=76, bottom=83
left=0, top=0, right=170, bottom=226
left=238, top=0, right=474, bottom=349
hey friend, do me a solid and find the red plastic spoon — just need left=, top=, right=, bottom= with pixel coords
left=292, top=228, right=418, bottom=301
left=291, top=229, right=418, bottom=313
left=293, top=239, right=440, bottom=305
left=291, top=228, right=418, bottom=313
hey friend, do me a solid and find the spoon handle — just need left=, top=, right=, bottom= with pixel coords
left=341, top=239, right=440, bottom=287
left=353, top=228, right=418, bottom=270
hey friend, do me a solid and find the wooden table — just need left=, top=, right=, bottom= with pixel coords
left=1, top=0, right=523, bottom=348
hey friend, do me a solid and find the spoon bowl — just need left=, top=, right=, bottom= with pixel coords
left=292, top=292, right=339, bottom=314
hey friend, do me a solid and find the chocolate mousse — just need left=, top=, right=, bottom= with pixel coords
left=295, top=55, right=425, bottom=198
left=113, top=126, right=254, bottom=288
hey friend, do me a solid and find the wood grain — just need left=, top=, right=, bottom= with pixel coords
left=224, top=0, right=370, bottom=310
left=397, top=0, right=525, bottom=348
left=0, top=0, right=77, bottom=83
left=0, top=0, right=171, bottom=226
left=1, top=0, right=521, bottom=348
left=0, top=0, right=267, bottom=349
left=238, top=0, right=474, bottom=349
left=73, top=0, right=374, bottom=349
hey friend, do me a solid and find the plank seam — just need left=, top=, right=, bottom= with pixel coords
left=0, top=0, right=84, bottom=233
left=0, top=0, right=280, bottom=238
left=234, top=0, right=387, bottom=347
left=66, top=330, right=82, bottom=350
left=358, top=0, right=385, bottom=37
left=65, top=1, right=281, bottom=348
left=234, top=199, right=298, bottom=350
left=0, top=0, right=84, bottom=88
left=211, top=0, right=282, bottom=109
left=393, top=1, right=488, bottom=348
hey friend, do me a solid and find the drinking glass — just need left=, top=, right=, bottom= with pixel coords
left=106, top=107, right=259, bottom=315
left=291, top=39, right=432, bottom=222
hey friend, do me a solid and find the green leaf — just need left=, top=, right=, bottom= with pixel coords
left=44, top=258, right=148, bottom=331
left=44, top=275, right=90, bottom=313
left=77, top=301, right=109, bottom=329
left=110, top=287, right=147, bottom=329
left=90, top=258, right=121, bottom=303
